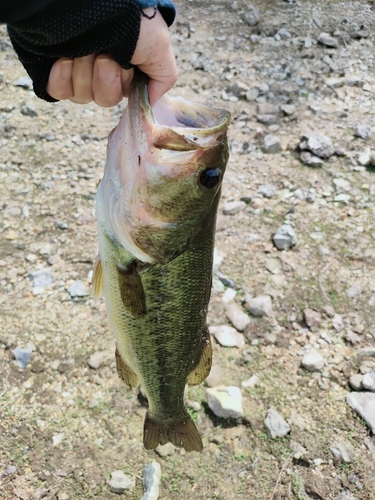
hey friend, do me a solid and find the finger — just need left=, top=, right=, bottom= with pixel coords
left=70, top=54, right=96, bottom=104
left=120, top=67, right=134, bottom=98
left=92, top=55, right=123, bottom=107
left=46, top=58, right=74, bottom=100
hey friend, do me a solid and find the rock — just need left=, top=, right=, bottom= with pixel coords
left=257, top=184, right=276, bottom=198
left=108, top=470, right=135, bottom=494
left=349, top=374, right=363, bottom=391
left=242, top=5, right=260, bottom=26
left=322, top=305, right=335, bottom=318
left=273, top=224, right=297, bottom=250
left=13, top=347, right=32, bottom=369
left=346, top=392, right=375, bottom=432
left=68, top=280, right=88, bottom=297
left=304, top=309, right=321, bottom=330
left=280, top=104, right=296, bottom=115
left=263, top=135, right=281, bottom=154
left=300, top=132, right=334, bottom=159
left=209, top=325, right=245, bottom=349
left=318, top=32, right=338, bottom=48
left=264, top=408, right=290, bottom=438
left=257, top=103, right=278, bottom=115
left=21, top=104, right=37, bottom=117
left=39, top=244, right=54, bottom=256
left=246, top=295, right=273, bottom=317
left=346, top=286, right=362, bottom=299
left=250, top=34, right=260, bottom=44
left=332, top=314, right=344, bottom=332
left=206, top=386, right=243, bottom=419
left=13, top=76, right=33, bottom=88
left=257, top=114, right=277, bottom=125
left=346, top=331, right=362, bottom=345
left=88, top=351, right=106, bottom=370
left=241, top=375, right=260, bottom=388
left=334, top=193, right=351, bottom=204
left=53, top=220, right=68, bottom=230
left=333, top=492, right=357, bottom=500
left=300, top=151, right=323, bottom=167
left=225, top=303, right=250, bottom=331
left=28, top=268, right=52, bottom=288
left=205, top=364, right=224, bottom=387
left=306, top=189, right=317, bottom=202
left=221, top=287, right=236, bottom=304
left=333, top=178, right=351, bottom=192
left=26, top=253, right=37, bottom=263
left=330, top=441, right=353, bottom=463
left=358, top=151, right=371, bottom=166
left=354, top=124, right=371, bottom=140
left=223, top=201, right=246, bottom=215
left=155, top=443, right=175, bottom=458
left=278, top=28, right=291, bottom=40
left=141, top=461, right=162, bottom=500
left=52, top=433, right=64, bottom=447
left=362, top=372, right=375, bottom=391
left=301, top=350, right=324, bottom=371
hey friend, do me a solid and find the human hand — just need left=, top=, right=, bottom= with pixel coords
left=46, top=8, right=178, bottom=107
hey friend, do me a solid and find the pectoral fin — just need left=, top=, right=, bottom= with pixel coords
left=116, top=262, right=146, bottom=318
left=187, top=331, right=212, bottom=385
left=92, top=255, right=103, bottom=300
left=115, top=347, right=139, bottom=388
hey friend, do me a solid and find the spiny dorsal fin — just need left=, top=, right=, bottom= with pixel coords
left=187, top=330, right=212, bottom=385
left=116, top=262, right=146, bottom=318
left=115, top=347, right=139, bottom=388
left=92, top=255, right=103, bottom=300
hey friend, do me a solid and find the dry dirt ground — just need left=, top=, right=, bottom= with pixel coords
left=1, top=1, right=375, bottom=499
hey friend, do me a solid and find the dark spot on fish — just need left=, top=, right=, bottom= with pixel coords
left=138, top=155, right=141, bottom=166
left=199, top=168, right=221, bottom=189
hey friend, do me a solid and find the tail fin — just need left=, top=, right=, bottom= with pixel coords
left=143, top=412, right=203, bottom=452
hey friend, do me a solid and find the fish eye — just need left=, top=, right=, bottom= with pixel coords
left=199, top=168, right=221, bottom=189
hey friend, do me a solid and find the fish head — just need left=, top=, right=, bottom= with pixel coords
left=101, top=72, right=231, bottom=264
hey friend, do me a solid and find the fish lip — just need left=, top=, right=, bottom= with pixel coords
left=134, top=71, right=231, bottom=150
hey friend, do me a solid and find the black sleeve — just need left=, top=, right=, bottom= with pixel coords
left=6, top=0, right=175, bottom=102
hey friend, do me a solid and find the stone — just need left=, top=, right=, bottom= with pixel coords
left=273, top=224, right=297, bottom=250
left=13, top=76, right=33, bottom=88
left=354, top=124, right=371, bottom=140
left=300, top=132, right=334, bottom=159
left=223, top=201, right=246, bottom=215
left=362, top=372, right=375, bottom=391
left=205, top=365, right=223, bottom=387
left=246, top=295, right=273, bottom=317
left=322, top=305, right=335, bottom=318
left=304, top=309, right=321, bottom=330
left=39, top=244, right=54, bottom=256
left=318, top=32, right=338, bottom=48
left=221, top=287, right=236, bottom=304
left=330, top=442, right=353, bottom=463
left=263, top=135, right=281, bottom=154
left=264, top=408, right=290, bottom=438
left=68, top=280, right=88, bottom=297
left=332, top=314, right=344, bottom=332
left=53, top=220, right=68, bottom=230
left=349, top=374, right=363, bottom=391
left=257, top=184, right=276, bottom=198
left=13, top=347, right=32, bottom=369
left=108, top=470, right=135, bottom=494
left=141, top=461, right=162, bottom=500
left=333, top=492, right=357, bottom=500
left=88, top=351, right=106, bottom=370
left=28, top=268, right=52, bottom=288
left=278, top=28, right=291, bottom=40
left=257, top=103, right=278, bottom=115
left=346, top=286, right=362, bottom=299
left=225, top=303, right=250, bottom=331
left=206, top=386, right=243, bottom=419
left=52, top=433, right=64, bottom=447
left=242, top=5, right=260, bottom=26
left=21, top=105, right=37, bottom=117
left=250, top=35, right=260, bottom=44
left=209, top=325, right=245, bottom=349
left=301, top=350, right=324, bottom=371
left=280, top=104, right=296, bottom=115
left=155, top=443, right=175, bottom=458
left=346, top=392, right=375, bottom=432
left=333, top=178, right=351, bottom=192
left=241, top=375, right=260, bottom=388
left=306, top=189, right=317, bottom=202
left=257, top=114, right=277, bottom=125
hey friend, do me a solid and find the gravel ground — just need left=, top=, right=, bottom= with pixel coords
left=1, top=1, right=375, bottom=499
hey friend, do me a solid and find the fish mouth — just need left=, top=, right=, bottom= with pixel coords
left=134, top=71, right=231, bottom=152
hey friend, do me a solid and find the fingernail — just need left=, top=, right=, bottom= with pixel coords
left=61, top=60, right=73, bottom=81
left=98, top=60, right=118, bottom=84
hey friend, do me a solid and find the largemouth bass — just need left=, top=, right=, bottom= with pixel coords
left=94, top=72, right=230, bottom=452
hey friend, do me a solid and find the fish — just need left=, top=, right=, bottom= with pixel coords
left=93, top=71, right=230, bottom=452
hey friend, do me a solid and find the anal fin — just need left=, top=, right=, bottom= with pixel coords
left=116, top=262, right=146, bottom=318
left=187, top=331, right=212, bottom=385
left=92, top=255, right=103, bottom=300
left=115, top=347, right=139, bottom=388
left=143, top=411, right=203, bottom=452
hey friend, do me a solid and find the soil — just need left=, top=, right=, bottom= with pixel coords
left=1, top=1, right=375, bottom=499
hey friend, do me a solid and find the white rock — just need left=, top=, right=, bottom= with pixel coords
left=349, top=374, right=363, bottom=391
left=209, top=325, right=245, bottom=349
left=273, top=224, right=297, bottom=250
left=346, top=392, right=375, bottom=432
left=354, top=124, right=371, bottom=140
left=88, top=351, right=106, bottom=370
left=263, top=135, right=281, bottom=154
left=221, top=287, right=236, bottom=304
left=52, top=433, right=64, bottom=447
left=206, top=386, right=243, bottom=418
left=330, top=441, right=353, bottom=463
left=225, top=303, right=250, bottom=331
left=301, top=350, right=324, bottom=371
left=108, top=470, right=135, bottom=494
left=264, top=408, right=290, bottom=438
left=241, top=375, right=260, bottom=388
left=223, top=201, right=246, bottom=215
left=318, top=32, right=338, bottom=48
left=68, top=280, right=88, bottom=297
left=246, top=295, right=273, bottom=317
left=141, top=461, right=162, bottom=500
left=362, top=372, right=375, bottom=391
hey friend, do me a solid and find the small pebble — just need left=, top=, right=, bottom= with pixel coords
left=264, top=408, right=290, bottom=438
left=206, top=386, right=244, bottom=419
left=301, top=350, right=324, bottom=371
left=108, top=470, right=135, bottom=494
left=141, top=461, right=162, bottom=500
left=88, top=351, right=106, bottom=370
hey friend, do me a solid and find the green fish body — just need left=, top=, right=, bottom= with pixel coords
left=94, top=72, right=230, bottom=452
